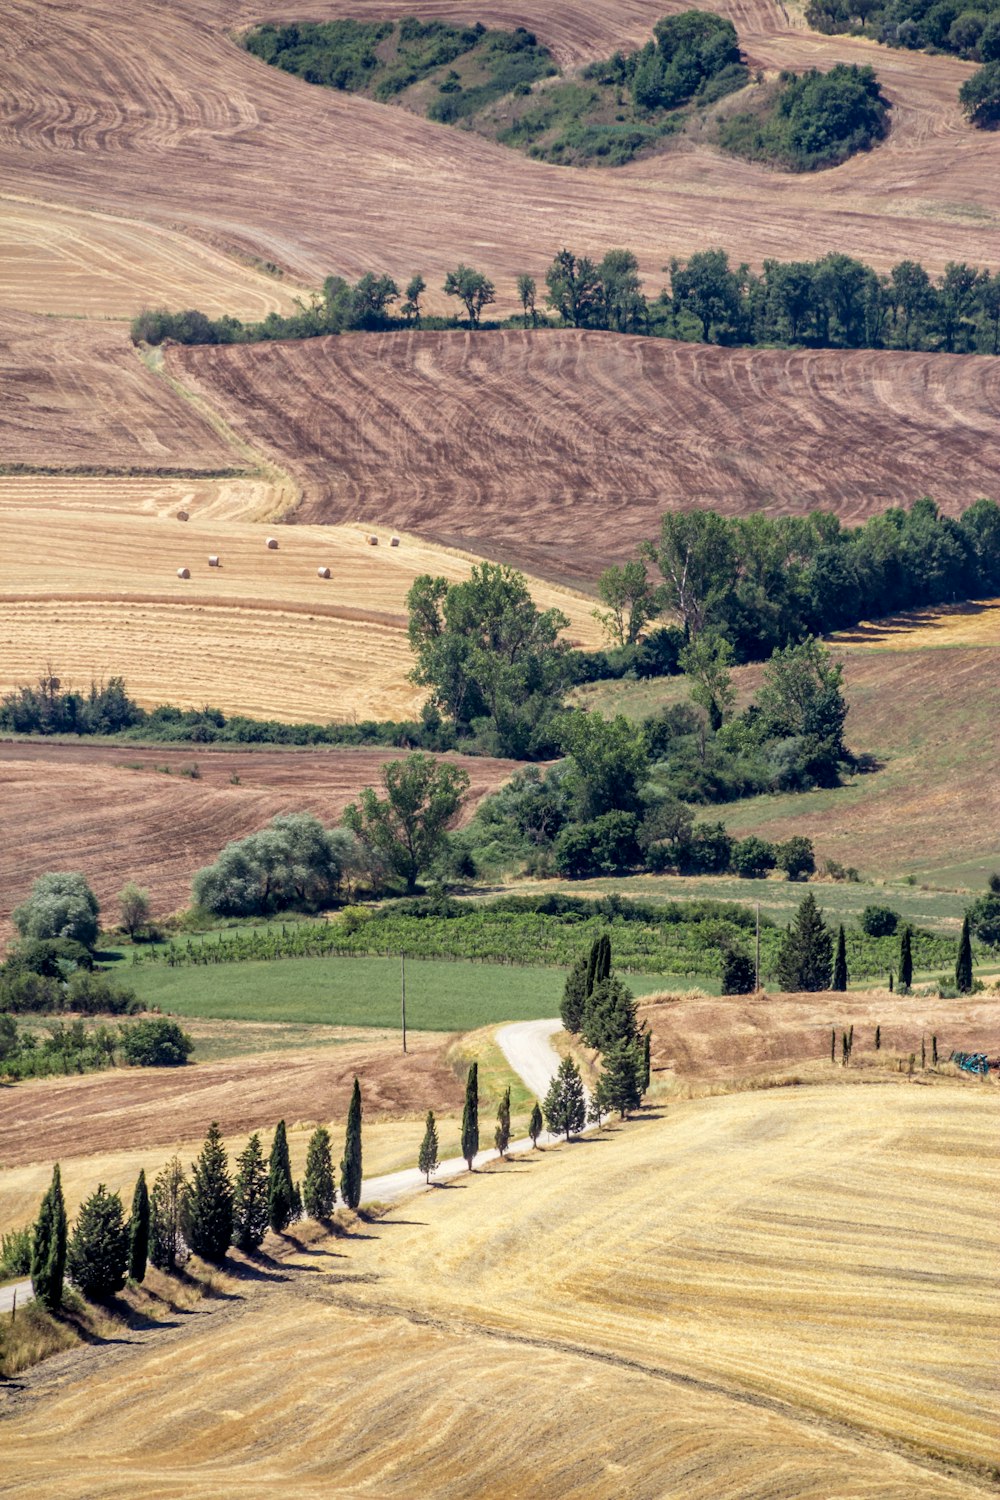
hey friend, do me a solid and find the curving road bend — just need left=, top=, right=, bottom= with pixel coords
left=0, top=1018, right=567, bottom=1314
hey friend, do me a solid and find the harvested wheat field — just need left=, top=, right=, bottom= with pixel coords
left=2, top=1083, right=996, bottom=1498
left=0, top=742, right=518, bottom=933
left=0, top=196, right=304, bottom=320
left=0, top=504, right=600, bottom=715
left=1, top=0, right=998, bottom=323
left=170, top=330, right=1000, bottom=575
left=0, top=474, right=287, bottom=523
left=0, top=313, right=241, bottom=474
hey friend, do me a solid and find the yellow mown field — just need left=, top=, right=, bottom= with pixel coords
left=2, top=1082, right=995, bottom=1498
left=0, top=499, right=601, bottom=721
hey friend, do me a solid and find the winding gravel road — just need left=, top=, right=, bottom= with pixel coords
left=0, top=1018, right=566, bottom=1314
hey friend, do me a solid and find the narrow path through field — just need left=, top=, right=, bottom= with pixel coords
left=0, top=1018, right=566, bottom=1314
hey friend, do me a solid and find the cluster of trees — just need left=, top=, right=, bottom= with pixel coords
left=131, top=242, right=1000, bottom=355
left=559, top=935, right=651, bottom=1123
left=718, top=64, right=890, bottom=170
left=585, top=11, right=747, bottom=112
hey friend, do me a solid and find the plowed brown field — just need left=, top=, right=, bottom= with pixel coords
left=0, top=313, right=241, bottom=473
left=170, top=329, right=1000, bottom=574
left=0, top=742, right=517, bottom=932
left=2, top=0, right=998, bottom=314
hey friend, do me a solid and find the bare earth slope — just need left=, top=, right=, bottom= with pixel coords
left=1, top=0, right=998, bottom=314
left=171, top=329, right=1000, bottom=575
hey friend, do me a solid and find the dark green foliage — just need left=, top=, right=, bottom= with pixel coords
left=956, top=916, right=974, bottom=993
left=807, top=0, right=1000, bottom=66
left=932, top=1034, right=938, bottom=1064
left=268, top=1120, right=296, bottom=1232
left=966, top=891, right=1000, bottom=947
left=641, top=1031, right=652, bottom=1091
left=529, top=1101, right=544, bottom=1146
left=233, top=1133, right=270, bottom=1250
left=418, top=1110, right=439, bottom=1182
left=494, top=1086, right=512, bottom=1157
left=721, top=946, right=756, bottom=994
left=67, top=1186, right=128, bottom=1301
left=560, top=952, right=591, bottom=1033
left=599, top=1039, right=645, bottom=1117
left=543, top=1055, right=587, bottom=1139
left=0, top=1226, right=33, bottom=1278
left=831, top=1027, right=837, bottom=1061
left=193, top=813, right=356, bottom=917
left=862, top=904, right=900, bottom=937
left=12, top=871, right=100, bottom=950
left=302, top=1127, right=336, bottom=1220
left=119, top=1018, right=193, bottom=1067
left=149, top=1157, right=187, bottom=1271
left=31, top=1164, right=67, bottom=1313
left=876, top=1024, right=881, bottom=1050
left=0, top=674, right=142, bottom=737
left=776, top=837, right=817, bottom=883
left=66, top=972, right=139, bottom=1015
left=461, top=1062, right=479, bottom=1169
left=719, top=64, right=890, bottom=171
left=554, top=811, right=641, bottom=878
left=128, top=1170, right=149, bottom=1283
left=340, top=1079, right=363, bottom=1209
left=899, top=926, right=914, bottom=989
left=343, top=753, right=469, bottom=895
left=833, top=925, right=848, bottom=991
left=730, top=837, right=777, bottom=879
left=186, top=1123, right=233, bottom=1263
left=582, top=975, right=639, bottom=1052
left=777, top=893, right=833, bottom=992
left=443, top=265, right=496, bottom=327
left=3, top=936, right=94, bottom=980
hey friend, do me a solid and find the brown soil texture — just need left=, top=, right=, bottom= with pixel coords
left=0, top=312, right=239, bottom=473
left=638, top=990, right=1000, bottom=1081
left=2, top=0, right=998, bottom=302
left=0, top=741, right=517, bottom=934
left=172, top=330, right=1000, bottom=575
left=0, top=1031, right=462, bottom=1170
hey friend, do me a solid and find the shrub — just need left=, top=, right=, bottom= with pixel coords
left=730, top=836, right=777, bottom=879
left=861, top=904, right=899, bottom=937
left=721, top=946, right=756, bottom=993
left=11, top=872, right=100, bottom=949
left=2, top=937, right=93, bottom=979
left=119, top=1019, right=193, bottom=1067
left=776, top=836, right=815, bottom=881
left=681, top=821, right=733, bottom=874
left=553, top=811, right=640, bottom=878
left=0, top=971, right=63, bottom=1014
left=0, top=1225, right=33, bottom=1277
left=960, top=61, right=1000, bottom=126
left=966, top=891, right=1000, bottom=947
left=66, top=971, right=140, bottom=1016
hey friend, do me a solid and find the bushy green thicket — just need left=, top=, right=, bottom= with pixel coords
left=0, top=1017, right=119, bottom=1080
left=719, top=64, right=889, bottom=170
left=806, top=0, right=1000, bottom=62
left=192, top=814, right=358, bottom=918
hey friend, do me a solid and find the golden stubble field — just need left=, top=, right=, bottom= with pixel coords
left=1, top=1080, right=996, bottom=1499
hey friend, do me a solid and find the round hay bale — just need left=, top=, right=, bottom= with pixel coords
left=208, top=555, right=220, bottom=567
left=266, top=537, right=279, bottom=550
left=317, top=566, right=331, bottom=579
left=177, top=567, right=190, bottom=580
left=390, top=535, right=401, bottom=547
left=176, top=510, right=189, bottom=522
left=367, top=534, right=379, bottom=546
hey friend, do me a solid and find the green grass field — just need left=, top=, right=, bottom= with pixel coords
left=127, top=955, right=703, bottom=1029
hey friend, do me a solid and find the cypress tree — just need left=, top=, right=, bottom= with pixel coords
left=127, top=1169, right=149, bottom=1283
left=848, top=1024, right=854, bottom=1055
left=31, top=1163, right=67, bottom=1314
left=641, top=1031, right=651, bottom=1094
left=303, top=1127, right=336, bottom=1220
left=233, top=1133, right=269, bottom=1249
left=461, top=1062, right=479, bottom=1170
left=494, top=1086, right=511, bottom=1158
left=67, top=1186, right=128, bottom=1301
left=528, top=1101, right=543, bottom=1147
left=560, top=953, right=589, bottom=1033
left=595, top=934, right=612, bottom=987
left=956, top=916, right=974, bottom=993
left=832, top=926, right=848, bottom=991
left=875, top=1024, right=881, bottom=1051
left=418, top=1110, right=439, bottom=1183
left=600, top=1041, right=643, bottom=1119
left=149, top=1157, right=187, bottom=1271
left=543, top=1056, right=587, bottom=1141
left=721, top=946, right=756, bottom=995
left=264, top=1120, right=293, bottom=1231
left=921, top=1035, right=926, bottom=1069
left=186, top=1122, right=233, bottom=1263
left=900, top=927, right=913, bottom=990
left=932, top=1034, right=938, bottom=1065
left=776, top=894, right=833, bottom=992
left=340, top=1078, right=363, bottom=1209
left=830, top=1027, right=836, bottom=1063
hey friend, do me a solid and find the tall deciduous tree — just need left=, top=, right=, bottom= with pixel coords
left=13, top=872, right=100, bottom=950
left=267, top=1120, right=295, bottom=1233
left=127, top=1169, right=149, bottom=1283
left=443, top=264, right=495, bottom=327
left=643, top=510, right=739, bottom=641
left=777, top=893, right=833, bottom=992
left=832, top=925, right=848, bottom=991
left=594, top=561, right=661, bottom=647
left=31, top=1163, right=67, bottom=1313
left=149, top=1157, right=187, bottom=1271
left=232, top=1133, right=269, bottom=1250
left=67, top=1186, right=128, bottom=1301
left=956, top=916, right=974, bottom=993
left=343, top=753, right=470, bottom=894
left=461, top=1062, right=479, bottom=1169
left=118, top=882, right=150, bottom=940
left=341, top=1079, right=363, bottom=1210
left=303, top=1127, right=336, bottom=1220
left=186, top=1123, right=233, bottom=1263
left=544, top=1056, right=587, bottom=1140
left=679, top=630, right=735, bottom=731
left=516, top=273, right=537, bottom=327
left=545, top=248, right=602, bottom=327
left=418, top=1110, right=439, bottom=1183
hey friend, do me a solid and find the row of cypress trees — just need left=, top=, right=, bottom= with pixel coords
left=560, top=934, right=651, bottom=1124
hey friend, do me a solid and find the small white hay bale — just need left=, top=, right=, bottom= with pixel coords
left=317, top=566, right=331, bottom=579
left=266, top=536, right=279, bottom=550
left=208, top=555, right=220, bottom=568
left=177, top=567, right=190, bottom=580
left=367, top=534, right=378, bottom=546
left=390, top=535, right=400, bottom=547
left=176, top=510, right=189, bottom=522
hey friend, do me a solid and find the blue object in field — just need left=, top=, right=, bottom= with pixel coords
left=950, top=1050, right=990, bottom=1075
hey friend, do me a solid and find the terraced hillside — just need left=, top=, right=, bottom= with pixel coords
left=171, top=329, right=1000, bottom=575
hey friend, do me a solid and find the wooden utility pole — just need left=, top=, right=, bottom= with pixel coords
left=401, top=953, right=407, bottom=1054
left=755, top=902, right=761, bottom=991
